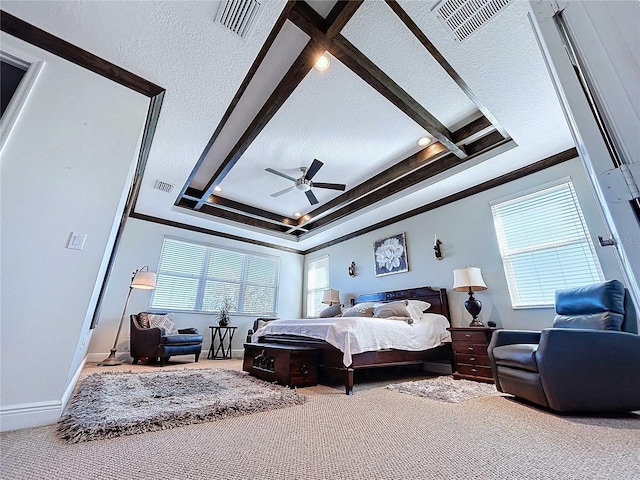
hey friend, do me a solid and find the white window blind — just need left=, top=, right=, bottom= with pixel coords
left=150, top=237, right=279, bottom=315
left=306, top=255, right=330, bottom=317
left=491, top=180, right=604, bottom=308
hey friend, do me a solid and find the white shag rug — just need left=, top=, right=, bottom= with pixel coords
left=58, top=369, right=305, bottom=443
left=387, top=375, right=501, bottom=403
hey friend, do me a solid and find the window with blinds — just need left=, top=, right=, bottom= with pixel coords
left=150, top=237, right=280, bottom=315
left=491, top=180, right=604, bottom=308
left=306, top=255, right=330, bottom=317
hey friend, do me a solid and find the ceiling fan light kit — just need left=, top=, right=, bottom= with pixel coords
left=266, top=159, right=346, bottom=206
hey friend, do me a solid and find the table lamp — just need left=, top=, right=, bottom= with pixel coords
left=452, top=267, right=488, bottom=327
left=322, top=289, right=340, bottom=306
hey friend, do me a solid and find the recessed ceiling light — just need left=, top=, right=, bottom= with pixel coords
left=314, top=54, right=330, bottom=71
left=293, top=212, right=302, bottom=218
left=214, top=186, right=222, bottom=192
left=417, top=136, right=432, bottom=147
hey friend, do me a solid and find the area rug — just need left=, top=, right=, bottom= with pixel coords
left=58, top=369, right=305, bottom=443
left=386, top=375, right=501, bottom=403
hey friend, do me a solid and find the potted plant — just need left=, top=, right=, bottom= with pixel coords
left=218, top=297, right=234, bottom=327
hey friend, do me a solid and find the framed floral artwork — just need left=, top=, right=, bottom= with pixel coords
left=373, top=232, right=408, bottom=276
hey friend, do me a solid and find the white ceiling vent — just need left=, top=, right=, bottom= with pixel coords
left=433, top=0, right=513, bottom=42
left=154, top=180, right=174, bottom=193
left=215, top=0, right=262, bottom=40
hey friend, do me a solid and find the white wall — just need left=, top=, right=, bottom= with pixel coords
left=306, top=157, right=626, bottom=330
left=0, top=33, right=149, bottom=431
left=88, top=217, right=304, bottom=361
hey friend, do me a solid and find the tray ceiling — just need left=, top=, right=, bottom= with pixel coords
left=178, top=0, right=513, bottom=239
left=1, top=0, right=576, bottom=251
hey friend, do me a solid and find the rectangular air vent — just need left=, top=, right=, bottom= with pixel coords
left=215, top=0, right=262, bottom=39
left=154, top=180, right=174, bottom=193
left=433, top=0, right=513, bottom=42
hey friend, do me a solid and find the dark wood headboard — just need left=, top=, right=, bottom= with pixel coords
left=353, top=286, right=450, bottom=322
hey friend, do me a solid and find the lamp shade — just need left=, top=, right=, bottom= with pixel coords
left=131, top=270, right=156, bottom=290
left=452, top=267, right=487, bottom=292
left=322, top=289, right=340, bottom=305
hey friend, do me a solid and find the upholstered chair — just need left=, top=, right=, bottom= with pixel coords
left=130, top=313, right=203, bottom=366
left=488, top=280, right=640, bottom=413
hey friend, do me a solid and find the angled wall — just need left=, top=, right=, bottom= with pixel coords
left=0, top=32, right=148, bottom=431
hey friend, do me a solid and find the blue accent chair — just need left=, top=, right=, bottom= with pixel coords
left=488, top=280, right=640, bottom=413
left=130, top=313, right=203, bottom=366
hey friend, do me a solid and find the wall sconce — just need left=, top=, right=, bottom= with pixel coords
left=434, top=235, right=443, bottom=260
left=348, top=261, right=356, bottom=277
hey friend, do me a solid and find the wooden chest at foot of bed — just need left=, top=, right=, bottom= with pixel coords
left=243, top=343, right=319, bottom=387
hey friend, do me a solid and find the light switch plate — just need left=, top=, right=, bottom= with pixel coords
left=67, top=232, right=86, bottom=250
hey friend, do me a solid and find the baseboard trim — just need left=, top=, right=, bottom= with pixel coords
left=0, top=400, right=63, bottom=432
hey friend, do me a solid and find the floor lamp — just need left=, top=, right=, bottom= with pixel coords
left=452, top=267, right=488, bottom=327
left=98, top=266, right=156, bottom=366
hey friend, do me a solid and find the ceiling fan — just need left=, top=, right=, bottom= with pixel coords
left=265, top=159, right=346, bottom=205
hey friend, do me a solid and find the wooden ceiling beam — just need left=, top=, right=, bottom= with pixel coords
left=384, top=0, right=509, bottom=139
left=297, top=117, right=494, bottom=226
left=288, top=2, right=467, bottom=159
left=177, top=198, right=295, bottom=234
left=193, top=1, right=366, bottom=209
left=177, top=1, right=296, bottom=202
left=194, top=38, right=326, bottom=209
left=330, top=35, right=467, bottom=159
left=304, top=131, right=510, bottom=231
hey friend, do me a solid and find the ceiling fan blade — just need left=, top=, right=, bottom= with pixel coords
left=312, top=182, right=346, bottom=191
left=305, top=189, right=319, bottom=205
left=270, top=185, right=296, bottom=197
left=304, top=159, right=323, bottom=180
left=265, top=168, right=297, bottom=182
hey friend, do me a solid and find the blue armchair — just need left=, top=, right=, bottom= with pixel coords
left=130, top=313, right=203, bottom=366
left=488, top=280, right=640, bottom=413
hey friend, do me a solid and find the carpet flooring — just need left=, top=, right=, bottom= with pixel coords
left=2, top=359, right=639, bottom=479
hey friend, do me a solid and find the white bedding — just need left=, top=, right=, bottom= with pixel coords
left=251, top=313, right=452, bottom=367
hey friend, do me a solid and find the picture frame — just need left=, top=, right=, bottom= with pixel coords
left=373, top=232, right=409, bottom=277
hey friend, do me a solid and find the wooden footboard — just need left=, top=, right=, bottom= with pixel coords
left=257, top=334, right=453, bottom=394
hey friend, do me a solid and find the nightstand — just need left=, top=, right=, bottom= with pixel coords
left=447, top=327, right=497, bottom=383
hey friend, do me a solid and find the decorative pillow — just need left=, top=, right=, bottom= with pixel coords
left=137, top=312, right=150, bottom=328
left=373, top=301, right=412, bottom=319
left=148, top=313, right=179, bottom=335
left=406, top=300, right=431, bottom=312
left=404, top=302, right=425, bottom=324
left=341, top=305, right=375, bottom=317
left=319, top=304, right=342, bottom=318
left=352, top=301, right=377, bottom=309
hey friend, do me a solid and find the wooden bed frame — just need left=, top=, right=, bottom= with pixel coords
left=255, top=286, right=453, bottom=394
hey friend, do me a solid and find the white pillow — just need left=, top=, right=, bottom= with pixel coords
left=373, top=301, right=412, bottom=319
left=406, top=300, right=431, bottom=312
left=405, top=302, right=425, bottom=324
left=148, top=313, right=179, bottom=335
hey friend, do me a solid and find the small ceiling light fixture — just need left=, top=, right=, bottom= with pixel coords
left=214, top=186, right=222, bottom=192
left=417, top=136, right=432, bottom=147
left=293, top=212, right=302, bottom=218
left=314, top=53, right=331, bottom=71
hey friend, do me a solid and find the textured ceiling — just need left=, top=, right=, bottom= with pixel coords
left=2, top=0, right=575, bottom=251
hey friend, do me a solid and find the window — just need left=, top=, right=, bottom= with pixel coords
left=306, top=255, right=330, bottom=317
left=150, top=237, right=280, bottom=315
left=491, top=180, right=604, bottom=308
